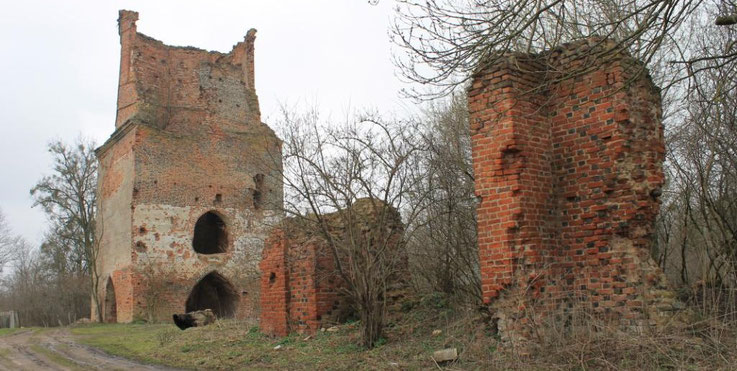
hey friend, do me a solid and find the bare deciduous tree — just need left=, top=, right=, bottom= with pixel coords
left=277, top=108, right=425, bottom=347
left=406, top=93, right=481, bottom=303
left=0, top=238, right=89, bottom=327
left=0, top=208, right=21, bottom=272
left=636, top=9, right=737, bottom=315
left=661, top=35, right=737, bottom=286
left=391, top=0, right=736, bottom=99
left=390, top=0, right=737, bottom=317
left=30, top=137, right=100, bottom=321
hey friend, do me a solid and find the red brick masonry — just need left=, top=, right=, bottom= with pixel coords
left=260, top=200, right=405, bottom=336
left=468, top=38, right=678, bottom=338
left=94, top=10, right=282, bottom=323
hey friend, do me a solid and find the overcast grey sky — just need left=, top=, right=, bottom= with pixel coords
left=0, top=1, right=412, bottom=245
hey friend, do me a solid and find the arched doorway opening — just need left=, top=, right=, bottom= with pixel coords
left=104, top=277, right=117, bottom=323
left=192, top=211, right=228, bottom=254
left=185, top=271, right=239, bottom=318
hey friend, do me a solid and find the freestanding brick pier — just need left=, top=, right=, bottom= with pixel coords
left=93, top=10, right=282, bottom=323
left=468, top=39, right=678, bottom=339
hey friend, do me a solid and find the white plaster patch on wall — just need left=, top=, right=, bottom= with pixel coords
left=131, top=203, right=280, bottom=279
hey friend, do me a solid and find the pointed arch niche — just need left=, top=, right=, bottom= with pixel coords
left=192, top=211, right=228, bottom=254
left=185, top=271, right=239, bottom=318
left=104, top=277, right=117, bottom=323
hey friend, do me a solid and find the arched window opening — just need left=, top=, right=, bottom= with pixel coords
left=185, top=271, right=239, bottom=318
left=104, top=277, right=117, bottom=323
left=192, top=211, right=228, bottom=254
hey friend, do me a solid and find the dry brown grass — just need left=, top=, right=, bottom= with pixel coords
left=508, top=318, right=736, bottom=369
left=388, top=294, right=737, bottom=370
left=71, top=293, right=737, bottom=370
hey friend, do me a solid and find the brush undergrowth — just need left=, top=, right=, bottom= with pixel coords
left=69, top=295, right=737, bottom=370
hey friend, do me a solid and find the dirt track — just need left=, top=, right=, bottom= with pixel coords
left=0, top=328, right=180, bottom=371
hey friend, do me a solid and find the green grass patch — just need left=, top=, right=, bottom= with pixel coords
left=65, top=305, right=490, bottom=370
left=66, top=299, right=737, bottom=370
left=30, top=344, right=81, bottom=370
left=0, top=348, right=15, bottom=369
left=71, top=323, right=174, bottom=366
left=0, top=328, right=26, bottom=337
left=69, top=319, right=446, bottom=370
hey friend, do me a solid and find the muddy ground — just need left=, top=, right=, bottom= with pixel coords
left=0, top=328, right=180, bottom=371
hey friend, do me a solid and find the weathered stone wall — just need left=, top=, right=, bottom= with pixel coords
left=468, top=38, right=676, bottom=340
left=93, top=10, right=282, bottom=323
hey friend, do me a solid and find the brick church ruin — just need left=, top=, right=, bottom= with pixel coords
left=92, top=10, right=282, bottom=323
left=94, top=10, right=677, bottom=340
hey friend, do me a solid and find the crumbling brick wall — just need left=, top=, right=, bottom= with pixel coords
left=260, top=226, right=347, bottom=336
left=93, top=10, right=282, bottom=323
left=260, top=200, right=405, bottom=336
left=468, top=38, right=678, bottom=340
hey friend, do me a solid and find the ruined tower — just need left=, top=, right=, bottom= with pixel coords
left=469, top=39, right=679, bottom=340
left=92, top=10, right=282, bottom=323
